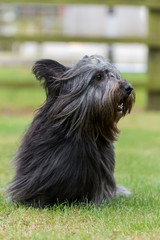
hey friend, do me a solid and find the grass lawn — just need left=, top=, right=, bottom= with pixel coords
left=1, top=112, right=160, bottom=239
left=0, top=68, right=160, bottom=239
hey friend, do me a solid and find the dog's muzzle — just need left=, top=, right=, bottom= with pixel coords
left=117, top=83, right=134, bottom=113
left=124, top=83, right=133, bottom=96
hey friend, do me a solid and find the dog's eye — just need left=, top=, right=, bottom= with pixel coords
left=93, top=73, right=103, bottom=81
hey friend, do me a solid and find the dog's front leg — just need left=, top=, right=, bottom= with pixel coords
left=116, top=185, right=131, bottom=197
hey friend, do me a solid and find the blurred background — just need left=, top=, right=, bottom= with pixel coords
left=0, top=1, right=160, bottom=115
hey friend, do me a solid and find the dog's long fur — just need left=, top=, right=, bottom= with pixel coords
left=6, top=55, right=135, bottom=207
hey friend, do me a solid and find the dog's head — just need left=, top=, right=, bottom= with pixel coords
left=33, top=55, right=135, bottom=142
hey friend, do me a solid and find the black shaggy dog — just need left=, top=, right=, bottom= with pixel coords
left=6, top=55, right=135, bottom=207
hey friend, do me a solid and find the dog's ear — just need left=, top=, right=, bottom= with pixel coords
left=32, top=59, right=68, bottom=96
left=33, top=59, right=68, bottom=81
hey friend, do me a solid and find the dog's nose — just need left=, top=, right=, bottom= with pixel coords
left=124, top=83, right=133, bottom=95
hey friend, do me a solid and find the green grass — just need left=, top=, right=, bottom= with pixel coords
left=0, top=87, right=45, bottom=111
left=0, top=66, right=34, bottom=84
left=1, top=112, right=160, bottom=239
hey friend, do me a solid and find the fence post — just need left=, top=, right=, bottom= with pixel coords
left=148, top=8, right=160, bottom=110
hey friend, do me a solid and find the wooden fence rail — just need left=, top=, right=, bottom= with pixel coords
left=0, top=0, right=160, bottom=8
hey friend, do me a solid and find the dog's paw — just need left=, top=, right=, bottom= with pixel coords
left=116, top=185, right=131, bottom=197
